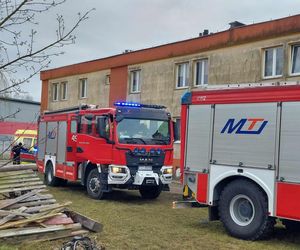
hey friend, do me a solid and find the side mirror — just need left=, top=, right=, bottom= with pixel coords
left=173, top=121, right=180, bottom=142
left=97, top=116, right=109, bottom=140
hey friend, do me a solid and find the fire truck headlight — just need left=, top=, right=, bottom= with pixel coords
left=111, top=166, right=126, bottom=174
left=162, top=167, right=173, bottom=175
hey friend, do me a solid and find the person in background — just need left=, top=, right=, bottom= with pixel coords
left=11, top=142, right=27, bottom=165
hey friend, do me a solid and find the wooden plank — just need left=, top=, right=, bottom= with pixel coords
left=0, top=208, right=32, bottom=217
left=65, top=209, right=103, bottom=232
left=0, top=212, right=62, bottom=230
left=32, top=229, right=89, bottom=243
left=0, top=164, right=37, bottom=172
left=0, top=207, right=29, bottom=226
left=0, top=181, right=44, bottom=190
left=21, top=194, right=53, bottom=203
left=0, top=170, right=34, bottom=177
left=0, top=223, right=81, bottom=238
left=1, top=229, right=88, bottom=244
left=23, top=203, right=69, bottom=214
left=0, top=185, right=46, bottom=194
left=0, top=190, right=41, bottom=209
left=6, top=199, right=57, bottom=209
left=0, top=173, right=39, bottom=181
left=0, top=177, right=41, bottom=185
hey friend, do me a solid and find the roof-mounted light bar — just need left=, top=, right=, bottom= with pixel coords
left=114, top=101, right=166, bottom=109
left=114, top=102, right=141, bottom=107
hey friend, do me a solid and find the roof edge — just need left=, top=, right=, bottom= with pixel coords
left=41, top=14, right=300, bottom=81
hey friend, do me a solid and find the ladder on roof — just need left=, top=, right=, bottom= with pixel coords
left=44, top=104, right=98, bottom=115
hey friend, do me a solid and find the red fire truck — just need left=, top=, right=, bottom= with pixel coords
left=180, top=83, right=300, bottom=240
left=36, top=102, right=175, bottom=199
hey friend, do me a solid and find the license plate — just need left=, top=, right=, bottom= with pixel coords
left=139, top=166, right=152, bottom=171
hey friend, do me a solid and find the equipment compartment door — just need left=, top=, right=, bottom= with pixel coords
left=279, top=102, right=300, bottom=183
left=185, top=105, right=212, bottom=172
left=37, top=122, right=46, bottom=160
left=212, top=103, right=277, bottom=168
left=57, top=121, right=67, bottom=164
left=45, top=122, right=58, bottom=156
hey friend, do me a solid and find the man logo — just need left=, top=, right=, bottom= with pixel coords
left=221, top=118, right=268, bottom=135
left=48, top=129, right=57, bottom=139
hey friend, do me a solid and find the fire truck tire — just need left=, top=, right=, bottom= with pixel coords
left=44, top=162, right=61, bottom=187
left=282, top=219, right=300, bottom=232
left=219, top=179, right=275, bottom=240
left=86, top=168, right=105, bottom=200
left=139, top=186, right=162, bottom=199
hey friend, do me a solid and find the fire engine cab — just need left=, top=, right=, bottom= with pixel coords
left=36, top=102, right=175, bottom=199
left=180, top=83, right=300, bottom=240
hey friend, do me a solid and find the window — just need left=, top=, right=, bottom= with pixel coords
left=291, top=44, right=300, bottom=75
left=61, top=82, right=68, bottom=100
left=263, top=46, right=283, bottom=78
left=71, top=120, right=77, bottom=133
left=79, top=116, right=93, bottom=134
left=176, top=63, right=189, bottom=88
left=23, top=138, right=32, bottom=148
left=130, top=70, right=141, bottom=93
left=79, top=79, right=87, bottom=98
left=52, top=83, right=59, bottom=101
left=174, top=118, right=181, bottom=142
left=117, top=118, right=170, bottom=145
left=105, top=75, right=110, bottom=85
left=194, top=59, right=208, bottom=86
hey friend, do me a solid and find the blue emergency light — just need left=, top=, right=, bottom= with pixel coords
left=114, top=101, right=166, bottom=109
left=114, top=102, right=141, bottom=107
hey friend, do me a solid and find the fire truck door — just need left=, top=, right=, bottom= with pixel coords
left=76, top=115, right=113, bottom=163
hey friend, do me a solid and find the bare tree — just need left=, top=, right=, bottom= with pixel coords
left=0, top=0, right=94, bottom=95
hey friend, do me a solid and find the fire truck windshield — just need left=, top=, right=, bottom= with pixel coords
left=117, top=118, right=170, bottom=145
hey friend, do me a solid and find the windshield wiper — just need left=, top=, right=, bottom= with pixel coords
left=124, top=137, right=147, bottom=145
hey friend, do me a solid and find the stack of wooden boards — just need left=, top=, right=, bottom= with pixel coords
left=0, top=168, right=102, bottom=243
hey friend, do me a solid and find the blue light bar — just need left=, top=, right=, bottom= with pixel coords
left=114, top=101, right=166, bottom=109
left=114, top=102, right=141, bottom=107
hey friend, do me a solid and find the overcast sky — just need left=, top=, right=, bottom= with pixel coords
left=16, top=0, right=300, bottom=101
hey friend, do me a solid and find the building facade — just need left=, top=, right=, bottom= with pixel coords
left=0, top=97, right=40, bottom=159
left=40, top=14, right=300, bottom=168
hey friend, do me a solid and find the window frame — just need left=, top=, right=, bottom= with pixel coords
left=52, top=83, right=59, bottom=102
left=105, top=74, right=110, bottom=85
left=194, top=58, right=208, bottom=86
left=290, top=44, right=300, bottom=76
left=176, top=62, right=189, bottom=89
left=130, top=70, right=141, bottom=93
left=79, top=78, right=88, bottom=99
left=262, top=46, right=284, bottom=79
left=174, top=118, right=181, bottom=143
left=60, top=81, right=68, bottom=100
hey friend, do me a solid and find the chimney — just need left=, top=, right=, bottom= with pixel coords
left=229, top=21, right=245, bottom=29
left=203, top=29, right=209, bottom=36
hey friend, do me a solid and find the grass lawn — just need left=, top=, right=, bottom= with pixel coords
left=1, top=182, right=300, bottom=250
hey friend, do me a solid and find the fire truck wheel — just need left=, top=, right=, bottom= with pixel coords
left=282, top=219, right=300, bottom=232
left=86, top=168, right=104, bottom=200
left=44, top=162, right=61, bottom=186
left=219, top=179, right=275, bottom=240
left=139, top=186, right=162, bottom=199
